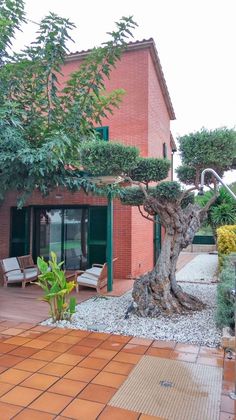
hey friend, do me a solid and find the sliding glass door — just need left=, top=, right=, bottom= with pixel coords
left=35, top=208, right=88, bottom=270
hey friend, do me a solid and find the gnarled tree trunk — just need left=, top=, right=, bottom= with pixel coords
left=132, top=197, right=212, bottom=317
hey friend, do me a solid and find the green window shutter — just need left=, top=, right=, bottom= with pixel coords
left=163, top=142, right=167, bottom=158
left=95, top=126, right=109, bottom=141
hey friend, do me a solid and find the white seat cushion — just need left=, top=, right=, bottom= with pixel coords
left=86, top=267, right=102, bottom=276
left=24, top=268, right=38, bottom=277
left=3, top=257, right=20, bottom=272
left=77, top=274, right=98, bottom=286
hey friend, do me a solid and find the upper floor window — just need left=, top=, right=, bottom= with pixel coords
left=163, top=142, right=167, bottom=158
left=95, top=126, right=109, bottom=141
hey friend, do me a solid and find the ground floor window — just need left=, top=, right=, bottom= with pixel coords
left=10, top=206, right=107, bottom=270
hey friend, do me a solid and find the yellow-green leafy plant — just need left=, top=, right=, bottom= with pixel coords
left=217, top=225, right=236, bottom=268
left=37, top=252, right=76, bottom=322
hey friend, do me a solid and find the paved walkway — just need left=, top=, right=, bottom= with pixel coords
left=0, top=321, right=234, bottom=419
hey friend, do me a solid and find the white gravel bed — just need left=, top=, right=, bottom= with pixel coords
left=42, top=283, right=221, bottom=347
left=176, top=254, right=218, bottom=283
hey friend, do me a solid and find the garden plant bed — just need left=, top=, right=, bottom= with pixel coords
left=42, top=283, right=222, bottom=347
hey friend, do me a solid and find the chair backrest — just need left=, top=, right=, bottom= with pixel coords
left=1, top=257, right=20, bottom=273
left=18, top=255, right=34, bottom=270
left=99, top=257, right=118, bottom=281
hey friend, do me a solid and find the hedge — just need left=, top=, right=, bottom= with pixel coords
left=217, top=225, right=236, bottom=268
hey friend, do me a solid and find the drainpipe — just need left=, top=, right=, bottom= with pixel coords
left=107, top=193, right=113, bottom=292
left=199, top=168, right=236, bottom=400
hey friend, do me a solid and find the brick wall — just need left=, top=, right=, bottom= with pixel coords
left=0, top=44, right=173, bottom=281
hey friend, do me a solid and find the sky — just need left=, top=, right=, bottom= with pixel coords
left=12, top=0, right=236, bottom=183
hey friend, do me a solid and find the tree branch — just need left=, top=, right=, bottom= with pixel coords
left=200, top=192, right=219, bottom=213
left=138, top=206, right=155, bottom=222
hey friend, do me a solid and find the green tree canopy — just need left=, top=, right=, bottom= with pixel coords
left=0, top=0, right=137, bottom=206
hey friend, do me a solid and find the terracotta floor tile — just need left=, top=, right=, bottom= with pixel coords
left=199, top=346, right=224, bottom=358
left=0, top=366, right=7, bottom=374
left=92, top=371, right=127, bottom=388
left=3, top=336, right=31, bottom=346
left=0, top=401, right=22, bottom=419
left=88, top=348, right=117, bottom=360
left=0, top=385, right=42, bottom=406
left=129, top=337, right=153, bottom=346
left=61, top=397, right=104, bottom=420
left=175, top=343, right=200, bottom=354
left=65, top=366, right=98, bottom=382
left=21, top=372, right=59, bottom=390
left=220, top=395, right=235, bottom=414
left=103, top=360, right=134, bottom=375
left=224, top=368, right=235, bottom=382
left=171, top=351, right=197, bottom=363
left=0, top=343, right=17, bottom=354
left=9, top=346, right=39, bottom=358
left=122, top=343, right=148, bottom=355
left=49, top=328, right=67, bottom=335
left=39, top=362, right=72, bottom=377
left=1, top=328, right=24, bottom=336
left=219, top=412, right=235, bottom=420
left=56, top=335, right=81, bottom=345
left=197, top=356, right=224, bottom=367
left=78, top=357, right=109, bottom=370
left=151, top=340, right=176, bottom=349
left=139, top=415, right=166, bottom=420
left=146, top=348, right=173, bottom=358
left=53, top=353, right=84, bottom=366
left=29, top=391, right=72, bottom=414
left=45, top=342, right=73, bottom=353
left=222, top=381, right=234, bottom=395
left=113, top=352, right=142, bottom=364
left=107, top=334, right=132, bottom=343
left=0, top=354, right=24, bottom=367
left=31, top=349, right=61, bottom=361
left=98, top=405, right=139, bottom=419
left=67, top=330, right=91, bottom=338
left=99, top=341, right=125, bottom=351
left=0, top=321, right=19, bottom=328
left=0, top=368, right=32, bottom=384
left=31, top=326, right=55, bottom=332
left=37, top=333, right=63, bottom=342
left=19, top=331, right=43, bottom=339
left=22, top=339, right=49, bottom=349
left=68, top=345, right=94, bottom=357
left=15, top=358, right=48, bottom=372
left=0, top=382, right=14, bottom=397
left=14, top=408, right=54, bottom=420
left=16, top=323, right=36, bottom=330
left=78, top=338, right=105, bottom=348
left=79, top=383, right=116, bottom=404
left=48, top=378, right=87, bottom=397
left=89, top=332, right=111, bottom=341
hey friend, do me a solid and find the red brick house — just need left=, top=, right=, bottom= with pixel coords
left=0, top=39, right=176, bottom=280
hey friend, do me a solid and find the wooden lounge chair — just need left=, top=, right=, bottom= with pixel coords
left=75, top=258, right=118, bottom=293
left=0, top=256, right=38, bottom=288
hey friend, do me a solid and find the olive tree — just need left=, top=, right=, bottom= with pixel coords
left=81, top=127, right=236, bottom=316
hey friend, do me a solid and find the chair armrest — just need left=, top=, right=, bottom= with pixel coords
left=75, top=270, right=85, bottom=277
left=3, top=268, right=24, bottom=274
left=24, top=265, right=38, bottom=269
left=92, top=264, right=103, bottom=268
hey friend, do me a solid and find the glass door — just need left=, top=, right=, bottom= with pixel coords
left=64, top=209, right=88, bottom=270
left=35, top=207, right=88, bottom=270
left=37, top=209, right=63, bottom=262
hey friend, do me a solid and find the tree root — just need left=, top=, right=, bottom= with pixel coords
left=131, top=275, right=205, bottom=317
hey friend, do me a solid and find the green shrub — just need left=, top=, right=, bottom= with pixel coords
left=216, top=255, right=235, bottom=330
left=80, top=141, right=139, bottom=176
left=130, top=157, right=170, bottom=183
left=217, top=225, right=236, bottom=268
left=37, top=252, right=76, bottom=322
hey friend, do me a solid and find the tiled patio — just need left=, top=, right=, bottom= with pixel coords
left=0, top=321, right=234, bottom=419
